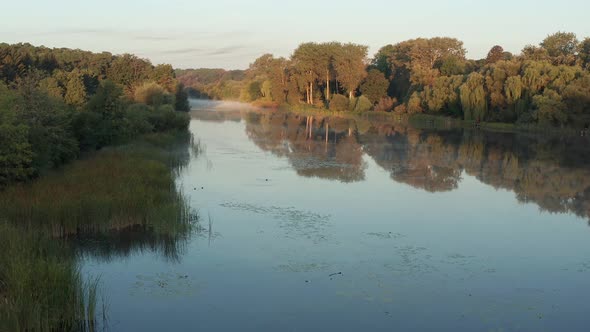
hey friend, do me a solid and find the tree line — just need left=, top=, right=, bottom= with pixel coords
left=178, top=32, right=590, bottom=128
left=0, top=43, right=191, bottom=188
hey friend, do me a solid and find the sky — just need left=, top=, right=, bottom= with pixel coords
left=1, top=0, right=589, bottom=69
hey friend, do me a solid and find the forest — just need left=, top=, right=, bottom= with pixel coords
left=0, top=43, right=191, bottom=188
left=177, top=32, right=590, bottom=129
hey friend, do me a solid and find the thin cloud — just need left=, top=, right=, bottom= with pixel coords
left=158, top=47, right=205, bottom=55
left=206, top=45, right=245, bottom=56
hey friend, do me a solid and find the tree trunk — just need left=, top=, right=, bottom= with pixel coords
left=310, top=82, right=314, bottom=105
left=349, top=90, right=354, bottom=99
left=326, top=70, right=330, bottom=101
left=325, top=122, right=329, bottom=143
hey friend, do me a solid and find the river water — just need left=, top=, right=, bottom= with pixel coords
left=82, top=100, right=590, bottom=331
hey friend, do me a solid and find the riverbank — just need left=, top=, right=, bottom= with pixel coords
left=258, top=102, right=588, bottom=137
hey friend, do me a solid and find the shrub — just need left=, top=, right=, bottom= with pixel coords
left=134, top=81, right=166, bottom=107
left=124, top=104, right=154, bottom=136
left=375, top=97, right=396, bottom=112
left=329, top=94, right=349, bottom=112
left=353, top=95, right=373, bottom=113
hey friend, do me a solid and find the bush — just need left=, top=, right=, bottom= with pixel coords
left=134, top=81, right=166, bottom=107
left=329, top=94, right=349, bottom=112
left=148, top=106, right=190, bottom=132
left=353, top=96, right=373, bottom=113
left=124, top=104, right=154, bottom=136
left=375, top=97, right=396, bottom=112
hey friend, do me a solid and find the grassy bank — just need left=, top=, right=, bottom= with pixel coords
left=0, top=130, right=198, bottom=331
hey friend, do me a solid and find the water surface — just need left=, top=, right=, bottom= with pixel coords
left=83, top=101, right=590, bottom=331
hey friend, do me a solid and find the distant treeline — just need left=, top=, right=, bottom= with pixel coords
left=175, top=68, right=245, bottom=99
left=177, top=32, right=590, bottom=128
left=0, top=43, right=191, bottom=188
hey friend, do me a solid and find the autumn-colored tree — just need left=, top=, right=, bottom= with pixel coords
left=150, top=64, right=176, bottom=92
left=39, top=76, right=64, bottom=100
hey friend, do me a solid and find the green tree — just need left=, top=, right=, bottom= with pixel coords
left=64, top=71, right=86, bottom=107
left=541, top=31, right=579, bottom=58
left=578, top=38, right=590, bottom=69
left=174, top=83, right=190, bottom=112
left=533, top=89, right=567, bottom=126
left=333, top=43, right=368, bottom=99
left=16, top=77, right=79, bottom=171
left=0, top=83, right=34, bottom=186
left=360, top=69, right=389, bottom=104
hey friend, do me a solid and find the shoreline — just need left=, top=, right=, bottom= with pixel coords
left=198, top=99, right=589, bottom=138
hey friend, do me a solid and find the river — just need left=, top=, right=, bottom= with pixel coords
left=81, top=100, right=590, bottom=331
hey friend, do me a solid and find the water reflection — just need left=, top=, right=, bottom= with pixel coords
left=193, top=109, right=590, bottom=223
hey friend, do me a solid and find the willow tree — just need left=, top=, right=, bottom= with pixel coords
left=504, top=76, right=523, bottom=104
left=333, top=43, right=368, bottom=99
left=423, top=75, right=464, bottom=113
left=460, top=72, right=487, bottom=121
left=483, top=60, right=521, bottom=110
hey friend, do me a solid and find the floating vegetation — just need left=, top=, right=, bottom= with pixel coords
left=274, top=261, right=332, bottom=273
left=220, top=202, right=331, bottom=242
left=131, top=272, right=202, bottom=298
left=366, top=232, right=406, bottom=240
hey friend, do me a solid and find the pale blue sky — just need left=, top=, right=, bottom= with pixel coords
left=1, top=0, right=588, bottom=69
